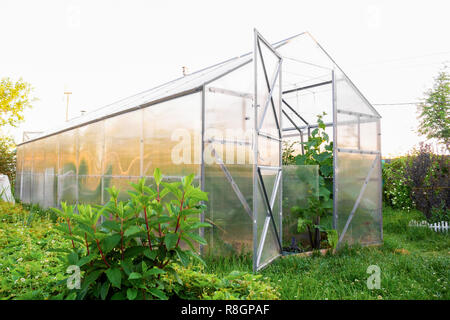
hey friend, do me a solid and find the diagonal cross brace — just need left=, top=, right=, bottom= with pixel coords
left=337, top=154, right=379, bottom=245
left=257, top=39, right=282, bottom=137
left=256, top=169, right=282, bottom=266
left=210, top=146, right=253, bottom=219
left=257, top=167, right=282, bottom=252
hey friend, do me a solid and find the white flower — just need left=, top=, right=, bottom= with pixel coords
left=17, top=258, right=23, bottom=262
left=20, top=278, right=25, bottom=282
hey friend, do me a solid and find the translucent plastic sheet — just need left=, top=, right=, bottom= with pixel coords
left=203, top=163, right=253, bottom=256
left=334, top=69, right=382, bottom=247
left=282, top=165, right=319, bottom=246
left=255, top=169, right=281, bottom=268
left=335, top=153, right=382, bottom=245
left=104, top=111, right=141, bottom=177
left=143, top=93, right=201, bottom=176
left=78, top=121, right=104, bottom=176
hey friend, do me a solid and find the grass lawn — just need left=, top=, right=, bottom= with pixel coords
left=0, top=201, right=448, bottom=300
left=203, top=207, right=449, bottom=300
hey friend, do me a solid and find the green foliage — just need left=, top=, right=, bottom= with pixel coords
left=54, top=168, right=211, bottom=300
left=0, top=77, right=35, bottom=127
left=382, top=157, right=414, bottom=210
left=0, top=135, right=16, bottom=190
left=0, top=201, right=69, bottom=299
left=162, top=264, right=280, bottom=300
left=291, top=113, right=334, bottom=250
left=417, top=67, right=450, bottom=150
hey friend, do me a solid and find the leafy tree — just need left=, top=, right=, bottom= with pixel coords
left=0, top=77, right=34, bottom=127
left=0, top=135, right=16, bottom=189
left=417, top=68, right=450, bottom=150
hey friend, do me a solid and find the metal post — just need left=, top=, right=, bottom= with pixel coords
left=252, top=29, right=259, bottom=272
left=200, top=85, right=206, bottom=255
left=332, top=70, right=338, bottom=230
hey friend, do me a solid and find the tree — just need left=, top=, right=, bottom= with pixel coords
left=0, top=77, right=34, bottom=127
left=417, top=68, right=450, bottom=151
left=0, top=135, right=16, bottom=189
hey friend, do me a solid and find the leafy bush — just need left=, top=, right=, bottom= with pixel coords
left=163, top=264, right=280, bottom=300
left=0, top=201, right=68, bottom=300
left=53, top=169, right=211, bottom=300
left=404, top=143, right=449, bottom=221
left=382, top=157, right=414, bottom=210
left=0, top=135, right=16, bottom=191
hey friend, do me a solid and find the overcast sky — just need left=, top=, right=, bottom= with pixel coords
left=1, top=0, right=449, bottom=157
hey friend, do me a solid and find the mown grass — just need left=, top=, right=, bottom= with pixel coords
left=204, top=207, right=450, bottom=300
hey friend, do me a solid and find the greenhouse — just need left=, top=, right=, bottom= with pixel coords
left=15, top=30, right=383, bottom=271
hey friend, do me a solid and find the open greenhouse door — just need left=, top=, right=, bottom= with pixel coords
left=253, top=29, right=283, bottom=271
left=333, top=69, right=383, bottom=248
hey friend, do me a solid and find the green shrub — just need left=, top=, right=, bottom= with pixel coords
left=0, top=135, right=16, bottom=192
left=382, top=157, right=414, bottom=210
left=53, top=169, right=211, bottom=300
left=163, top=264, right=280, bottom=300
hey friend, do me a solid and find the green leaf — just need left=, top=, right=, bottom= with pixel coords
left=154, top=168, right=162, bottom=186
left=124, top=225, right=141, bottom=237
left=148, top=287, right=168, bottom=300
left=102, top=234, right=121, bottom=253
left=102, top=220, right=121, bottom=232
left=67, top=251, right=79, bottom=265
left=106, top=267, right=122, bottom=289
left=127, top=288, right=138, bottom=300
left=128, top=272, right=142, bottom=280
left=143, top=248, right=157, bottom=260
left=145, top=267, right=166, bottom=276
left=100, top=282, right=110, bottom=300
left=164, top=233, right=178, bottom=250
left=184, top=232, right=207, bottom=245
left=182, top=173, right=195, bottom=189
left=175, top=247, right=190, bottom=267
left=77, top=254, right=96, bottom=267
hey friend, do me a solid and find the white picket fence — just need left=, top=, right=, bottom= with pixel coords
left=408, top=220, right=449, bottom=233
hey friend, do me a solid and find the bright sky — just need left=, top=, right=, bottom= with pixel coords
left=1, top=0, right=449, bottom=157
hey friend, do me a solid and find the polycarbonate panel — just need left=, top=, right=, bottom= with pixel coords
left=203, top=163, right=253, bottom=256
left=257, top=136, right=280, bottom=167
left=334, top=67, right=382, bottom=247
left=78, top=175, right=102, bottom=205
left=204, top=90, right=253, bottom=137
left=256, top=41, right=281, bottom=139
left=255, top=169, right=281, bottom=268
left=104, top=111, right=141, bottom=177
left=58, top=174, right=77, bottom=205
left=143, top=93, right=201, bottom=176
left=42, top=136, right=58, bottom=208
left=22, top=173, right=31, bottom=203
left=335, top=152, right=382, bottom=245
left=58, top=130, right=77, bottom=175
left=334, top=69, right=379, bottom=117
left=78, top=121, right=104, bottom=176
left=31, top=140, right=45, bottom=174
left=282, top=165, right=319, bottom=246
left=31, top=173, right=44, bottom=206
left=44, top=168, right=57, bottom=208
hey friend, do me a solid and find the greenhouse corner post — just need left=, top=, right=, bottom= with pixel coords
left=377, top=118, right=383, bottom=242
left=278, top=53, right=283, bottom=248
left=200, top=85, right=206, bottom=255
left=332, top=69, right=338, bottom=230
left=252, top=28, right=259, bottom=273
